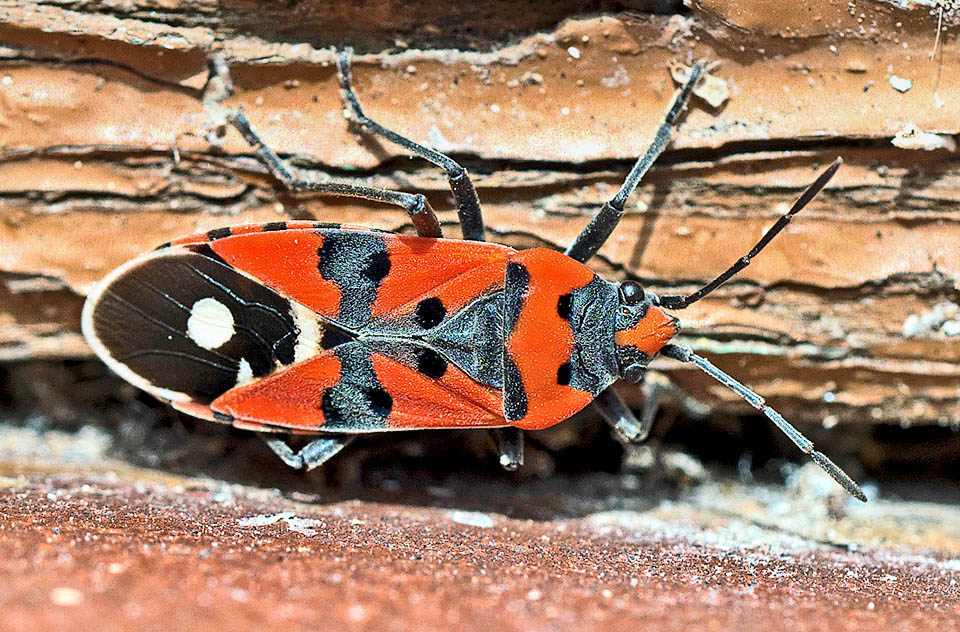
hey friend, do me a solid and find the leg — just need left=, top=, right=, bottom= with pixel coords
left=261, top=434, right=354, bottom=470
left=594, top=386, right=649, bottom=443
left=228, top=112, right=442, bottom=238
left=599, top=382, right=711, bottom=483
left=490, top=427, right=524, bottom=471
left=643, top=370, right=712, bottom=420
left=637, top=379, right=663, bottom=440
left=336, top=49, right=486, bottom=242
left=594, top=378, right=665, bottom=443
left=596, top=372, right=711, bottom=442
left=564, top=64, right=704, bottom=263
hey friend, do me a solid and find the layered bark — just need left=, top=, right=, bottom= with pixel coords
left=1, top=0, right=958, bottom=425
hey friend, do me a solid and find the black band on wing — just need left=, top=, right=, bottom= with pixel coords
left=317, top=231, right=391, bottom=330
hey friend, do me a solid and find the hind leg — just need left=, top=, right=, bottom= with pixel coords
left=338, top=50, right=527, bottom=468
left=336, top=49, right=485, bottom=241
left=262, top=435, right=354, bottom=470
left=229, top=112, right=442, bottom=238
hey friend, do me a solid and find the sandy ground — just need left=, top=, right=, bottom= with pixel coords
left=1, top=425, right=958, bottom=632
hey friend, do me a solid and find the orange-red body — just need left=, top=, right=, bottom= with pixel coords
left=82, top=222, right=679, bottom=435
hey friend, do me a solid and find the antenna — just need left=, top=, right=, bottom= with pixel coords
left=661, top=344, right=867, bottom=501
left=659, top=157, right=843, bottom=310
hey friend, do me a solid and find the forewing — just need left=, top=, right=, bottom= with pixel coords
left=211, top=341, right=506, bottom=432
left=207, top=228, right=514, bottom=332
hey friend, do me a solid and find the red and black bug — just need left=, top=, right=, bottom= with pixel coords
left=81, top=52, right=865, bottom=500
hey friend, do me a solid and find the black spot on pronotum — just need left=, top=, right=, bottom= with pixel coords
left=363, top=249, right=391, bottom=284
left=557, top=293, right=573, bottom=320
left=320, top=328, right=352, bottom=350
left=206, top=227, right=232, bottom=241
left=262, top=221, right=288, bottom=232
left=414, top=297, right=446, bottom=329
left=415, top=347, right=448, bottom=379
left=556, top=362, right=572, bottom=386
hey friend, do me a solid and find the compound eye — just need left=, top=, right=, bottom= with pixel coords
left=622, top=364, right=646, bottom=384
left=619, top=280, right=645, bottom=305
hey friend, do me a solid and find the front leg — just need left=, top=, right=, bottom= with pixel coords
left=564, top=64, right=703, bottom=263
left=593, top=386, right=658, bottom=443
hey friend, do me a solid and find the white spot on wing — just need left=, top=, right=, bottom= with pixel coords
left=290, top=301, right=321, bottom=363
left=236, top=358, right=253, bottom=385
left=187, top=297, right=235, bottom=350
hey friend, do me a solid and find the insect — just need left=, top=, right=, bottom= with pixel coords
left=82, top=51, right=865, bottom=501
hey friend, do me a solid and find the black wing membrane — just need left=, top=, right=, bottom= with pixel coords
left=85, top=247, right=318, bottom=404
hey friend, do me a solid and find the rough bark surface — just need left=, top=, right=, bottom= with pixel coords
left=1, top=0, right=959, bottom=430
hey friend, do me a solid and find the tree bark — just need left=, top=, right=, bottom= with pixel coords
left=1, top=0, right=958, bottom=426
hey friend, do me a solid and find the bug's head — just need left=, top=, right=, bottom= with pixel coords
left=614, top=281, right=679, bottom=383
